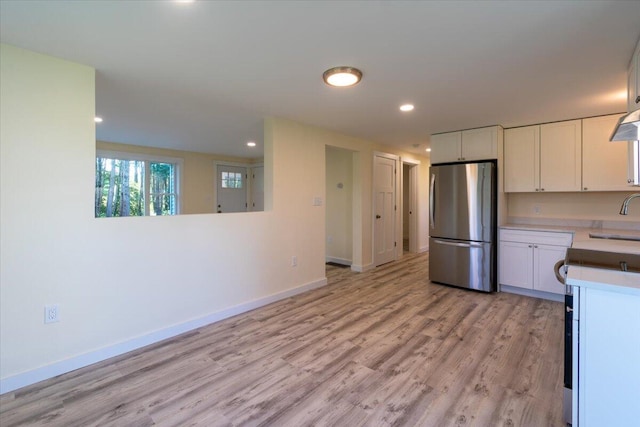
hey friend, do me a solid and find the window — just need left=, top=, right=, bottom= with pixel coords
left=95, top=152, right=180, bottom=217
left=221, top=171, right=243, bottom=189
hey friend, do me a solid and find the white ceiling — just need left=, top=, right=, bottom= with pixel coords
left=1, top=1, right=639, bottom=158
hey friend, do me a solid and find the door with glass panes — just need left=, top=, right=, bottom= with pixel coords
left=216, top=165, right=247, bottom=213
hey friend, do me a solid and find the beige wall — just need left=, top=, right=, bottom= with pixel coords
left=96, top=140, right=260, bottom=215
left=0, top=45, right=326, bottom=390
left=508, top=192, right=640, bottom=222
left=326, top=146, right=354, bottom=264
left=0, top=44, right=431, bottom=392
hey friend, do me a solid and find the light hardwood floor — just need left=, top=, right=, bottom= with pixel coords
left=0, top=251, right=565, bottom=426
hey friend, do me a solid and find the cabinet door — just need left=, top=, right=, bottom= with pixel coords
left=540, top=120, right=582, bottom=192
left=533, top=244, right=567, bottom=295
left=634, top=41, right=640, bottom=109
left=628, top=40, right=640, bottom=112
left=504, top=125, right=539, bottom=192
left=430, top=132, right=461, bottom=164
left=461, top=127, right=497, bottom=161
left=499, top=241, right=533, bottom=289
left=629, top=141, right=640, bottom=186
left=583, top=114, right=629, bottom=191
left=629, top=56, right=638, bottom=111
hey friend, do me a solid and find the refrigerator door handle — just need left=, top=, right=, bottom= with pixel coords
left=430, top=173, right=436, bottom=229
left=432, top=239, right=485, bottom=248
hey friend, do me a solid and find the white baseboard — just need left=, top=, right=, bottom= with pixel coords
left=418, top=245, right=429, bottom=253
left=351, top=263, right=374, bottom=273
left=325, top=256, right=352, bottom=266
left=0, top=277, right=328, bottom=395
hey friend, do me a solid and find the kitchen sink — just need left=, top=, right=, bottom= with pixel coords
left=589, top=232, right=640, bottom=242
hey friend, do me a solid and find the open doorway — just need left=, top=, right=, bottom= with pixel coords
left=325, top=146, right=354, bottom=269
left=402, top=160, right=419, bottom=254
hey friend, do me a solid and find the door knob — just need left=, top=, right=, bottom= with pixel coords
left=376, top=215, right=381, bottom=219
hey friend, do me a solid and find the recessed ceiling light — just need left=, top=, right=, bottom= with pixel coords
left=94, top=117, right=103, bottom=123
left=247, top=141, right=256, bottom=147
left=323, top=67, right=363, bottom=87
left=426, top=148, right=431, bottom=152
left=400, top=104, right=414, bottom=112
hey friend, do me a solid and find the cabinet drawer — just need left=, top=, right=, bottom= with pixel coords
left=500, top=228, right=573, bottom=247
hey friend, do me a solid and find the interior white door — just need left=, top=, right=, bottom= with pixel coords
left=250, top=166, right=264, bottom=211
left=374, top=153, right=397, bottom=266
left=408, top=163, right=418, bottom=253
left=216, top=164, right=247, bottom=213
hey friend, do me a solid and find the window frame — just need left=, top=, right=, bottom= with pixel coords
left=96, top=149, right=183, bottom=217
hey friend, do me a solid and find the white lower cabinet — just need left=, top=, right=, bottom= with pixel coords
left=499, top=229, right=572, bottom=295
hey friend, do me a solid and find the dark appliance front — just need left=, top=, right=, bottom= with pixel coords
left=564, top=292, right=573, bottom=425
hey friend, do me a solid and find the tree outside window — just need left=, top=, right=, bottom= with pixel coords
left=95, top=155, right=178, bottom=217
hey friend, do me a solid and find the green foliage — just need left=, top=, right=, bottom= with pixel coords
left=95, top=158, right=144, bottom=217
left=95, top=157, right=176, bottom=217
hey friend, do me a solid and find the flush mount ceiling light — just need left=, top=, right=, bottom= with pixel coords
left=400, top=104, right=415, bottom=112
left=247, top=141, right=256, bottom=147
left=323, top=66, right=363, bottom=87
left=94, top=117, right=103, bottom=123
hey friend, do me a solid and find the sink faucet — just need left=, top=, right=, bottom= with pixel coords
left=619, top=193, right=640, bottom=215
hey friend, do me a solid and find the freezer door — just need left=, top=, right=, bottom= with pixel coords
left=429, top=237, right=495, bottom=292
left=429, top=162, right=495, bottom=242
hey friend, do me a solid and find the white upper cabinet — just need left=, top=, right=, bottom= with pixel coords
left=430, top=126, right=499, bottom=164
left=430, top=132, right=462, bottom=164
left=462, top=127, right=499, bottom=161
left=504, top=125, right=539, bottom=192
left=582, top=114, right=629, bottom=191
left=504, top=119, right=582, bottom=192
left=628, top=56, right=638, bottom=112
left=626, top=38, right=640, bottom=187
left=540, top=119, right=582, bottom=192
left=630, top=38, right=640, bottom=111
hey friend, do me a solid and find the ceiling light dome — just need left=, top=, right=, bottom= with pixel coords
left=323, top=66, right=363, bottom=87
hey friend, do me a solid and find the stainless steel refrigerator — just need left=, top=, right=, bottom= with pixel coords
left=429, top=161, right=496, bottom=292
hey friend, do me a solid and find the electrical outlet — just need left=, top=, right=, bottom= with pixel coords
left=533, top=205, right=541, bottom=215
left=44, top=304, right=59, bottom=324
left=291, top=256, right=297, bottom=267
